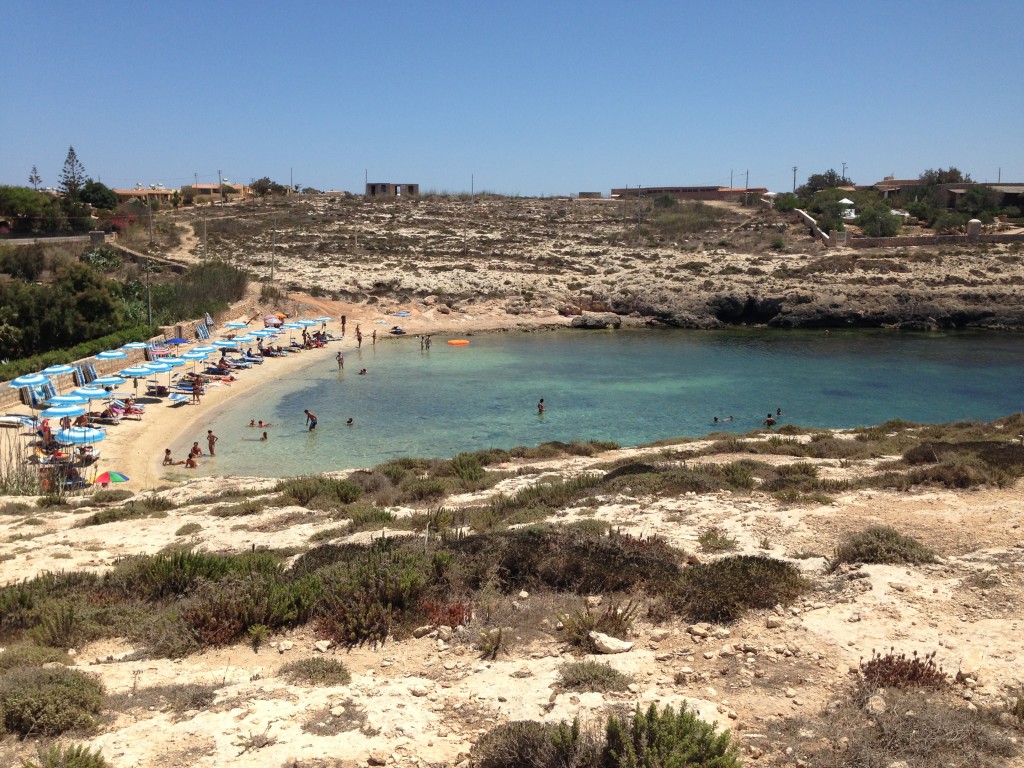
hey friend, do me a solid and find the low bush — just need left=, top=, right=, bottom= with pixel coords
left=473, top=718, right=599, bottom=768
left=558, top=599, right=640, bottom=650
left=697, top=527, right=737, bottom=553
left=0, top=665, right=105, bottom=736
left=603, top=702, right=740, bottom=767
left=858, top=649, right=947, bottom=691
left=88, top=489, right=133, bottom=504
left=174, top=522, right=202, bottom=536
left=279, top=657, right=351, bottom=686
left=0, top=644, right=69, bottom=671
left=276, top=476, right=363, bottom=507
left=829, top=526, right=935, bottom=571
left=21, top=743, right=110, bottom=768
left=558, top=660, right=633, bottom=692
left=674, top=555, right=808, bottom=622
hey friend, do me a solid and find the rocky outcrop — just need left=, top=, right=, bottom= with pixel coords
left=570, top=312, right=622, bottom=329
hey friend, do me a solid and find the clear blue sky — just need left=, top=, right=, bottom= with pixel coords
left=2, top=1, right=1021, bottom=196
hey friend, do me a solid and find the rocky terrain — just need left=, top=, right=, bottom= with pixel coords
left=1, top=421, right=1022, bottom=767
left=161, top=194, right=1024, bottom=330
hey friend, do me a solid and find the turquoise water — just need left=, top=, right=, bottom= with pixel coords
left=184, top=329, right=1024, bottom=477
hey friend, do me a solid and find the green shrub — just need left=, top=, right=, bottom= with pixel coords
left=674, top=555, right=808, bottom=622
left=473, top=718, right=598, bottom=768
left=21, top=743, right=110, bottom=768
left=276, top=476, right=363, bottom=507
left=829, top=526, right=935, bottom=571
left=859, top=649, right=947, bottom=691
left=447, top=452, right=485, bottom=483
left=604, top=702, right=740, bottom=767
left=0, top=666, right=105, bottom=736
left=558, top=599, right=640, bottom=650
left=279, top=657, right=351, bottom=686
left=697, top=527, right=737, bottom=553
left=0, top=645, right=69, bottom=671
left=89, top=489, right=133, bottom=504
left=175, top=522, right=202, bottom=536
left=558, top=660, right=633, bottom=692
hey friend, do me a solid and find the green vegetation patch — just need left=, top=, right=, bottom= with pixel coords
left=279, top=657, right=351, bottom=686
left=829, top=526, right=936, bottom=571
left=674, top=555, right=808, bottom=622
left=0, top=665, right=104, bottom=736
left=557, top=660, right=633, bottom=693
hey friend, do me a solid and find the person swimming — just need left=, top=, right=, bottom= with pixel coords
left=260, top=431, right=268, bottom=441
left=346, top=418, right=354, bottom=426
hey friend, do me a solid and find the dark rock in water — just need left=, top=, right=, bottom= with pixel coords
left=570, top=312, right=621, bottom=329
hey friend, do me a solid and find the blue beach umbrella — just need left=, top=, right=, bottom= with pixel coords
left=47, top=394, right=87, bottom=406
left=71, top=387, right=108, bottom=401
left=181, top=350, right=209, bottom=360
left=8, top=374, right=50, bottom=389
left=314, top=316, right=332, bottom=323
left=55, top=427, right=107, bottom=445
left=296, top=319, right=318, bottom=328
left=192, top=345, right=217, bottom=354
left=96, top=349, right=128, bottom=360
left=143, top=361, right=173, bottom=373
left=120, top=342, right=149, bottom=350
left=251, top=329, right=277, bottom=338
left=160, top=356, right=186, bottom=367
left=212, top=339, right=238, bottom=348
left=91, top=375, right=127, bottom=388
left=165, top=337, right=189, bottom=346
left=41, top=364, right=75, bottom=376
left=118, top=365, right=152, bottom=392
left=41, top=405, right=87, bottom=419
left=225, top=321, right=248, bottom=329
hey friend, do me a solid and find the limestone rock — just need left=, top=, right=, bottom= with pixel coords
left=570, top=312, right=622, bottom=329
left=313, top=640, right=331, bottom=653
left=589, top=631, right=633, bottom=654
left=865, top=694, right=887, bottom=716
left=413, top=625, right=434, bottom=639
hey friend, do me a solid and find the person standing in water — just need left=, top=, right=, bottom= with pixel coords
left=336, top=351, right=344, bottom=370
left=538, top=398, right=545, bottom=415
left=304, top=409, right=318, bottom=431
left=206, top=429, right=219, bottom=456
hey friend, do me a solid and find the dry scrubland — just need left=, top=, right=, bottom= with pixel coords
left=167, top=193, right=1024, bottom=328
left=1, top=419, right=1023, bottom=767
left=1, top=196, right=1023, bottom=767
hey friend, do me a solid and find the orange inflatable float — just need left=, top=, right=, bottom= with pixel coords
left=447, top=339, right=470, bottom=346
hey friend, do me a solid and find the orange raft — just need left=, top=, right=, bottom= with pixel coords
left=447, top=339, right=470, bottom=346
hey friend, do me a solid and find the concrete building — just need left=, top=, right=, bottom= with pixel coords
left=365, top=182, right=419, bottom=197
left=610, top=185, right=767, bottom=201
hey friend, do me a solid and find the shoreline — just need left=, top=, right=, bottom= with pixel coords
left=95, top=301, right=573, bottom=491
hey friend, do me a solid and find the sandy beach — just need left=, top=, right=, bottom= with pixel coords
left=92, top=298, right=571, bottom=491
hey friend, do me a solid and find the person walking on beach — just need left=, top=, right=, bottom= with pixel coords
left=191, top=377, right=202, bottom=404
left=355, top=325, right=362, bottom=348
left=304, top=409, right=318, bottom=431
left=371, top=329, right=377, bottom=345
left=207, top=429, right=219, bottom=456
left=341, top=315, right=346, bottom=337
left=538, top=398, right=545, bottom=415
left=336, top=351, right=344, bottom=370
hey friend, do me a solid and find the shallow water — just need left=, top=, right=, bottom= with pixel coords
left=185, top=328, right=1024, bottom=477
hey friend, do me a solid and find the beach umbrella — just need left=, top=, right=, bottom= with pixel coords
left=143, top=361, right=173, bottom=373
left=118, top=365, right=151, bottom=392
left=8, top=374, right=50, bottom=389
left=55, top=426, right=106, bottom=445
left=41, top=405, right=87, bottom=419
left=160, top=356, right=186, bottom=367
left=251, top=329, right=277, bottom=338
left=280, top=323, right=302, bottom=330
left=120, top=342, right=149, bottom=350
left=296, top=319, right=318, bottom=327
left=96, top=349, right=128, bottom=360
left=192, top=345, right=217, bottom=354
left=41, top=364, right=75, bottom=376
left=233, top=334, right=256, bottom=343
left=263, top=315, right=283, bottom=327
left=47, top=394, right=87, bottom=406
left=91, top=375, right=126, bottom=388
left=212, top=339, right=238, bottom=348
left=165, top=337, right=189, bottom=346
left=93, top=470, right=129, bottom=485
left=314, top=316, right=332, bottom=323
left=225, top=321, right=248, bottom=329
left=181, top=350, right=209, bottom=360
left=71, top=387, right=108, bottom=401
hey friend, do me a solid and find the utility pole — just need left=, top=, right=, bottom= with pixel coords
left=203, top=212, right=208, bottom=261
left=792, top=166, right=798, bottom=193
left=730, top=169, right=733, bottom=188
left=841, top=162, right=848, bottom=180
left=218, top=169, right=223, bottom=204
left=147, top=198, right=154, bottom=244
left=146, top=260, right=152, bottom=325
left=271, top=216, right=277, bottom=282
left=745, top=169, right=749, bottom=189
left=636, top=185, right=642, bottom=235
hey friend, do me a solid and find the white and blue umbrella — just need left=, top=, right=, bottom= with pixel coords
left=143, top=361, right=173, bottom=373
left=212, top=339, right=238, bottom=348
left=8, top=374, right=50, bottom=389
left=314, top=316, right=332, bottom=323
left=47, top=394, right=87, bottom=406
left=181, top=350, right=209, bottom=361
left=120, top=342, right=149, bottom=350
left=71, top=387, right=108, bottom=401
left=192, top=345, right=217, bottom=354
left=96, top=349, right=128, bottom=360
left=296, top=319, right=319, bottom=327
left=55, top=426, right=106, bottom=445
left=160, top=356, right=186, bottom=367
left=41, top=364, right=75, bottom=376
left=119, top=366, right=151, bottom=378
left=42, top=404, right=87, bottom=419
left=224, top=321, right=248, bottom=329
left=233, top=334, right=256, bottom=343
left=251, top=329, right=277, bottom=338
left=280, top=323, right=302, bottom=330
left=91, top=375, right=126, bottom=388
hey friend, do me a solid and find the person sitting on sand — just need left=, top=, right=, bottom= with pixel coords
left=190, top=441, right=203, bottom=458
left=184, top=455, right=198, bottom=468
left=163, top=449, right=184, bottom=466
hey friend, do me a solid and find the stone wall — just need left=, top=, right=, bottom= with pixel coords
left=849, top=232, right=1024, bottom=249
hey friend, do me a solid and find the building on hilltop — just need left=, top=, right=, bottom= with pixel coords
left=365, top=182, right=419, bottom=197
left=113, top=185, right=175, bottom=205
left=610, top=185, right=768, bottom=201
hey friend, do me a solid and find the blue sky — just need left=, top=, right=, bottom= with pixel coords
left=2, top=1, right=1021, bottom=195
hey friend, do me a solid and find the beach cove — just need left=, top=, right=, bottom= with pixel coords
left=90, top=300, right=1024, bottom=490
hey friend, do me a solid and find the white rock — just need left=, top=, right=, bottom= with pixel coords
left=518, top=590, right=530, bottom=599
left=865, top=694, right=887, bottom=715
left=437, top=626, right=453, bottom=642
left=687, top=623, right=711, bottom=638
left=766, top=617, right=783, bottom=629
left=413, top=625, right=434, bottom=639
left=313, top=640, right=331, bottom=653
left=278, top=640, right=294, bottom=653
left=589, top=631, right=633, bottom=654
left=649, top=629, right=671, bottom=642
left=586, top=595, right=603, bottom=608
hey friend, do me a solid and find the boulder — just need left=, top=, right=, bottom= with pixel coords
left=589, top=631, right=633, bottom=654
left=570, top=312, right=621, bottom=329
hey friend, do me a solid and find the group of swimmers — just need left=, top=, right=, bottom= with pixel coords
left=711, top=408, right=784, bottom=427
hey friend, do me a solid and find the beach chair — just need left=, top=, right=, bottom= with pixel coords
left=145, top=340, right=169, bottom=360
left=195, top=323, right=211, bottom=341
left=72, top=366, right=88, bottom=386
left=82, top=363, right=98, bottom=383
left=41, top=382, right=57, bottom=402
left=19, top=387, right=44, bottom=409
left=167, top=393, right=190, bottom=407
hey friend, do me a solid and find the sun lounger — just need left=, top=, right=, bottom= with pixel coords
left=0, top=414, right=36, bottom=428
left=167, top=393, right=190, bottom=406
